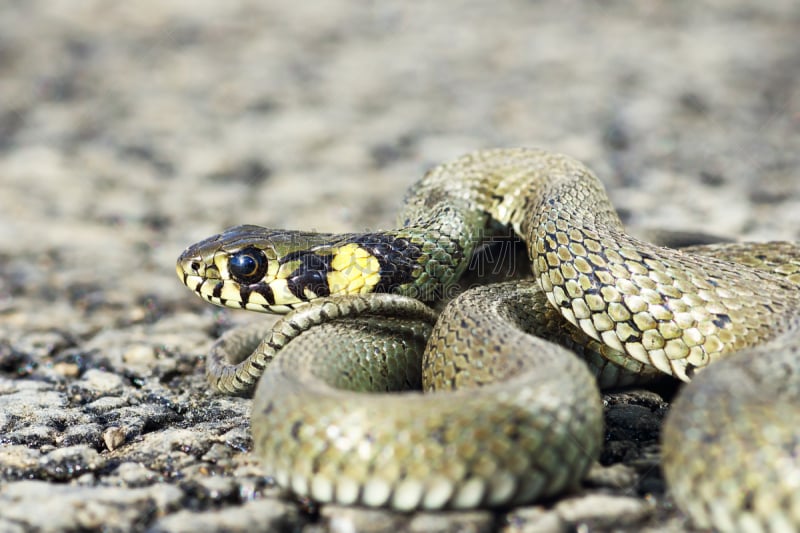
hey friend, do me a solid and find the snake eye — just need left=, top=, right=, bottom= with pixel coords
left=228, top=247, right=268, bottom=284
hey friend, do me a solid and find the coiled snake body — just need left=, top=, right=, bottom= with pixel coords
left=177, top=148, right=800, bottom=531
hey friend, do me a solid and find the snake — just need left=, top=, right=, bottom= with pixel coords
left=176, top=148, right=800, bottom=531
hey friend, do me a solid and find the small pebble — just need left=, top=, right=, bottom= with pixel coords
left=81, top=369, right=124, bottom=393
left=52, top=362, right=80, bottom=378
left=123, top=344, right=158, bottom=366
left=503, top=506, right=566, bottom=533
left=555, top=494, right=653, bottom=528
left=103, top=426, right=127, bottom=451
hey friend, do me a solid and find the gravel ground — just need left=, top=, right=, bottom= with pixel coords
left=1, top=1, right=799, bottom=532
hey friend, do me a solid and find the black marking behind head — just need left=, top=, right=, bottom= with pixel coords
left=351, top=234, right=426, bottom=292
left=285, top=252, right=334, bottom=300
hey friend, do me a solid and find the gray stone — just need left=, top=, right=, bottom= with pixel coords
left=39, top=445, right=105, bottom=480
left=81, top=368, right=125, bottom=392
left=321, top=506, right=406, bottom=533
left=555, top=494, right=653, bottom=529
left=408, top=511, right=495, bottom=533
left=0, top=481, right=183, bottom=533
left=503, top=506, right=567, bottom=533
left=150, top=498, right=300, bottom=533
left=584, top=463, right=639, bottom=491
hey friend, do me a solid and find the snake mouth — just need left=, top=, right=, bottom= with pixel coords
left=176, top=244, right=222, bottom=298
left=175, top=256, right=234, bottom=310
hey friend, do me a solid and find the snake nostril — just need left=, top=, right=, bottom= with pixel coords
left=191, top=261, right=201, bottom=272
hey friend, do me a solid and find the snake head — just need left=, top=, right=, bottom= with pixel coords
left=176, top=224, right=340, bottom=313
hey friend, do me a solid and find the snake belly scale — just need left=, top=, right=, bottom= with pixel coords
left=177, top=148, right=800, bottom=530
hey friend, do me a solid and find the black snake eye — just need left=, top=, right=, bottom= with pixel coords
left=228, top=247, right=268, bottom=284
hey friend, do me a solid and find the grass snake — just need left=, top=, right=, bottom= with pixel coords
left=176, top=147, right=800, bottom=531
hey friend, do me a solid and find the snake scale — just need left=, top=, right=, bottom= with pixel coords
left=177, top=148, right=800, bottom=531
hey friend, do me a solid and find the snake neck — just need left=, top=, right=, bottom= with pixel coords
left=309, top=222, right=481, bottom=303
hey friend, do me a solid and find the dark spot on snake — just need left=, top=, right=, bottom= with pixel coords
left=764, top=304, right=774, bottom=313
left=291, top=420, right=302, bottom=440
left=712, top=314, right=732, bottom=329
left=212, top=281, right=224, bottom=299
left=685, top=364, right=697, bottom=380
left=288, top=269, right=330, bottom=300
left=190, top=261, right=200, bottom=272
left=317, top=305, right=332, bottom=322
left=239, top=284, right=252, bottom=303
left=253, top=284, right=276, bottom=305
left=266, top=339, right=282, bottom=352
left=285, top=320, right=303, bottom=333
left=284, top=253, right=332, bottom=299
left=707, top=278, right=719, bottom=287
